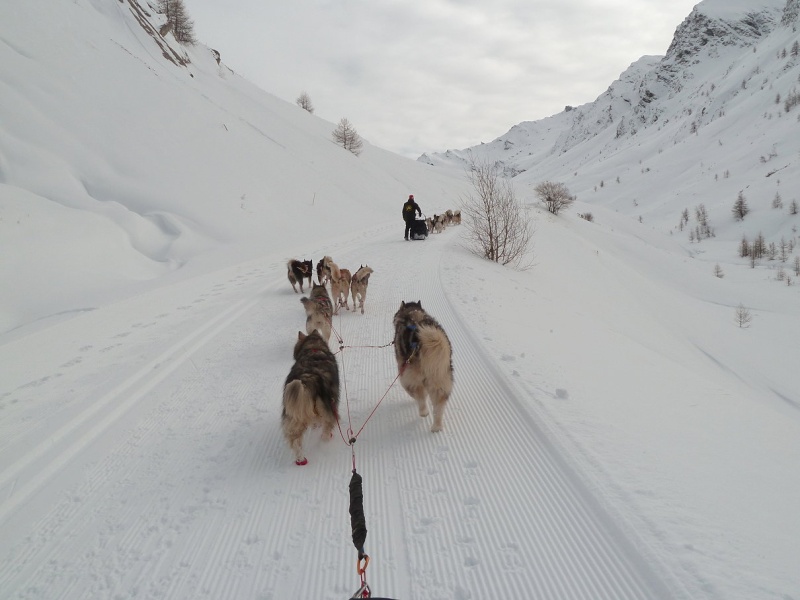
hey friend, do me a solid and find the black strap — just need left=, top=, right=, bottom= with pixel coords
left=349, top=470, right=368, bottom=559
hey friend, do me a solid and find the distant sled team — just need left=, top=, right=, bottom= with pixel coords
left=279, top=247, right=454, bottom=464
left=402, top=193, right=460, bottom=241
left=425, top=209, right=460, bottom=235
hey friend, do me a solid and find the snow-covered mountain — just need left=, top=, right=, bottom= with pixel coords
left=422, top=0, right=799, bottom=249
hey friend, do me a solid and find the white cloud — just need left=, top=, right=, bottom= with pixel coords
left=189, top=0, right=699, bottom=157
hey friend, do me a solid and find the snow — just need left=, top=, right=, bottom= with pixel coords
left=2, top=1, right=800, bottom=599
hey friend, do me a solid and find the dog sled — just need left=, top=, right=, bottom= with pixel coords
left=409, top=217, right=428, bottom=240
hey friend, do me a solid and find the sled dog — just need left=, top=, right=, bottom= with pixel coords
left=282, top=330, right=340, bottom=465
left=393, top=301, right=453, bottom=432
left=300, top=283, right=333, bottom=342
left=321, top=256, right=352, bottom=314
left=287, top=259, right=313, bottom=293
left=350, top=265, right=374, bottom=315
left=316, top=258, right=328, bottom=286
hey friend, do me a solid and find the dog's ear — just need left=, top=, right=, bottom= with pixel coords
left=298, top=331, right=306, bottom=341
left=400, top=301, right=406, bottom=309
left=417, top=300, right=422, bottom=308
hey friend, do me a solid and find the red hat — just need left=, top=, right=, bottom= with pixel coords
left=409, top=194, right=414, bottom=199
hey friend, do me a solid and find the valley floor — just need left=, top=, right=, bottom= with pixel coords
left=1, top=221, right=798, bottom=599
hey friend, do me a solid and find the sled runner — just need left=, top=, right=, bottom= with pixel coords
left=409, top=218, right=428, bottom=240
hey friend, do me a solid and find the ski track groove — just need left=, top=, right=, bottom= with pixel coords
left=358, top=232, right=670, bottom=599
left=0, top=228, right=677, bottom=599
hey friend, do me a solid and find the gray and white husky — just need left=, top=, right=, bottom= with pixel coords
left=350, top=265, right=374, bottom=315
left=282, top=330, right=340, bottom=465
left=393, top=301, right=453, bottom=432
left=300, top=283, right=333, bottom=343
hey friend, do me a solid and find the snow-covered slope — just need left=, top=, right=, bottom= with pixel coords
left=0, top=0, right=468, bottom=335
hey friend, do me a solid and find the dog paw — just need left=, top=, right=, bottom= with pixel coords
left=430, top=424, right=443, bottom=433
left=295, top=458, right=308, bottom=466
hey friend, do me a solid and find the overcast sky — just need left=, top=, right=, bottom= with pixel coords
left=188, top=1, right=700, bottom=158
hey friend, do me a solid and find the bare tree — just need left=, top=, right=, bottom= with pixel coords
left=714, top=263, right=724, bottom=278
left=752, top=232, right=766, bottom=259
left=734, top=303, right=752, bottom=328
left=534, top=181, right=574, bottom=215
left=296, top=91, right=314, bottom=114
left=459, top=153, right=533, bottom=268
left=158, top=0, right=196, bottom=44
left=332, top=118, right=363, bottom=156
left=739, top=234, right=750, bottom=258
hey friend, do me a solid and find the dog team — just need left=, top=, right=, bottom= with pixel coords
left=426, top=209, right=461, bottom=235
left=281, top=256, right=454, bottom=465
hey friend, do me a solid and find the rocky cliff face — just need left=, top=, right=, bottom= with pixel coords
left=781, top=0, right=800, bottom=25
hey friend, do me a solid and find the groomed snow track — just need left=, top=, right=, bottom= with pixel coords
left=0, top=225, right=681, bottom=599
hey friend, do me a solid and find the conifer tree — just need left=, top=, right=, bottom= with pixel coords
left=732, top=191, right=749, bottom=221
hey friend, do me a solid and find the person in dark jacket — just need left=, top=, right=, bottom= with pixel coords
left=402, top=194, right=422, bottom=240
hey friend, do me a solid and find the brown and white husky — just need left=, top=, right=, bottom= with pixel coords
left=321, top=256, right=352, bottom=314
left=350, top=265, right=374, bottom=315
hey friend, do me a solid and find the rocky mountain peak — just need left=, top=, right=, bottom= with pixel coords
left=782, top=0, right=800, bottom=25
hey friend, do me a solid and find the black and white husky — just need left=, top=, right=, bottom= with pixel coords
left=393, top=301, right=453, bottom=432
left=287, top=259, right=313, bottom=293
left=282, top=330, right=340, bottom=465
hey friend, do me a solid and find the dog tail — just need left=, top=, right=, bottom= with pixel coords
left=417, top=327, right=454, bottom=387
left=354, top=266, right=373, bottom=282
left=283, top=380, right=317, bottom=424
